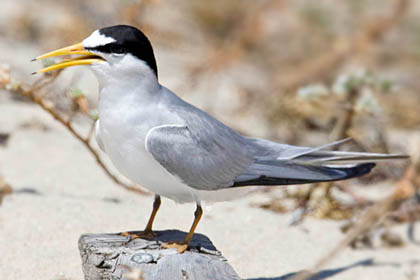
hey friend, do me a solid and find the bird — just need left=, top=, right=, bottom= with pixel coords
left=33, top=25, right=407, bottom=253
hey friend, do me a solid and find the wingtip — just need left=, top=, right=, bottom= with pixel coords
left=365, top=162, right=376, bottom=169
left=348, top=162, right=376, bottom=178
left=31, top=71, right=37, bottom=75
left=31, top=58, right=37, bottom=62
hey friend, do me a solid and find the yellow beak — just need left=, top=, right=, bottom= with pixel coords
left=32, top=42, right=104, bottom=74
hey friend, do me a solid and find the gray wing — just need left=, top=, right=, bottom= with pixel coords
left=145, top=124, right=253, bottom=190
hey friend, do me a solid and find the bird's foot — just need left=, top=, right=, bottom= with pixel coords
left=120, top=230, right=157, bottom=240
left=161, top=241, right=188, bottom=253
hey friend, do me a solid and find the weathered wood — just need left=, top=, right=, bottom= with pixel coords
left=78, top=230, right=240, bottom=280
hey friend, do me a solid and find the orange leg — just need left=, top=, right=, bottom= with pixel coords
left=121, top=195, right=161, bottom=240
left=162, top=204, right=203, bottom=253
left=144, top=195, right=161, bottom=233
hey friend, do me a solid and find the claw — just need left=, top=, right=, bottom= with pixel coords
left=120, top=231, right=157, bottom=240
left=161, top=242, right=189, bottom=253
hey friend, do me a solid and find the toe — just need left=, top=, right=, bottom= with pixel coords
left=161, top=242, right=188, bottom=253
left=120, top=231, right=156, bottom=240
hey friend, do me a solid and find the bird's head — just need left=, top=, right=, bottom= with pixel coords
left=33, top=25, right=158, bottom=83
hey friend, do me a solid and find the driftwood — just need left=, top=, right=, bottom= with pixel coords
left=78, top=230, right=240, bottom=280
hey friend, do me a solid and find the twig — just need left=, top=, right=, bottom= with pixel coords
left=86, top=121, right=96, bottom=142
left=330, top=88, right=359, bottom=141
left=1, top=70, right=148, bottom=195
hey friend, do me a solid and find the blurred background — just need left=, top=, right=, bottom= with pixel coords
left=0, top=0, right=419, bottom=279
left=2, top=0, right=420, bottom=142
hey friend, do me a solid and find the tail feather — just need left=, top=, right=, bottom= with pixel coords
left=294, top=150, right=408, bottom=165
left=233, top=138, right=407, bottom=187
left=233, top=162, right=375, bottom=187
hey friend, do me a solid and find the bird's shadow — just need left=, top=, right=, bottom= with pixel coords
left=123, top=229, right=218, bottom=252
left=246, top=258, right=401, bottom=280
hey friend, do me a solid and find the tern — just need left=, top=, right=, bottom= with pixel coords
left=33, top=25, right=407, bottom=253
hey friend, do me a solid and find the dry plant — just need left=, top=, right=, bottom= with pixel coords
left=341, top=139, right=420, bottom=249
left=303, top=71, right=387, bottom=219
left=0, top=65, right=148, bottom=196
left=292, top=179, right=418, bottom=280
left=257, top=69, right=405, bottom=224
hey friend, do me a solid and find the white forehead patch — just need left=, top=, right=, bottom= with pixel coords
left=82, top=30, right=116, bottom=48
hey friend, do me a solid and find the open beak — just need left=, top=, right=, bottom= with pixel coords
left=32, top=42, right=104, bottom=74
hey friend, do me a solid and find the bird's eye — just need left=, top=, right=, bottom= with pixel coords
left=110, top=45, right=125, bottom=54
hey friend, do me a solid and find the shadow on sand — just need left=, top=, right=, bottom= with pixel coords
left=246, top=258, right=395, bottom=280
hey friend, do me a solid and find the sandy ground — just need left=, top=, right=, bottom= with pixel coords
left=1, top=93, right=419, bottom=280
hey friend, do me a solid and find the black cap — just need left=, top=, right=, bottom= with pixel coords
left=86, top=25, right=158, bottom=77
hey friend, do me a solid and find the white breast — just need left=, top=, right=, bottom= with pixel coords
left=97, top=110, right=197, bottom=203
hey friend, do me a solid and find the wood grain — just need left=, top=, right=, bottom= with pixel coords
left=79, top=230, right=240, bottom=280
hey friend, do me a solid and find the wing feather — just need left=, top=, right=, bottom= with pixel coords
left=145, top=124, right=253, bottom=190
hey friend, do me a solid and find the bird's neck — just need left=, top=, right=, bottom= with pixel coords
left=97, top=71, right=161, bottom=113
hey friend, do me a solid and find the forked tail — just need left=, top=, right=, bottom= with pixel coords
left=233, top=138, right=407, bottom=187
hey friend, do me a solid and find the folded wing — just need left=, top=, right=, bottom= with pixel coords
left=145, top=124, right=253, bottom=190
